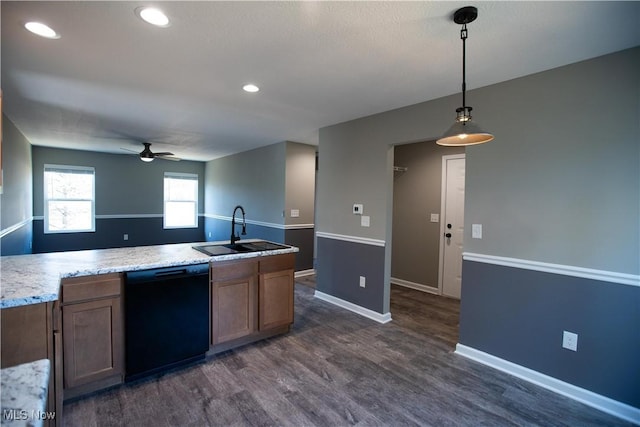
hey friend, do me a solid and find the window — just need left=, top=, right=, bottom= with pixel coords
left=44, top=165, right=95, bottom=233
left=164, top=172, right=198, bottom=228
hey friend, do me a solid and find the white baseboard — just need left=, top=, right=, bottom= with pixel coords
left=314, top=290, right=392, bottom=324
left=390, top=277, right=439, bottom=295
left=455, top=344, right=640, bottom=425
left=295, top=269, right=315, bottom=278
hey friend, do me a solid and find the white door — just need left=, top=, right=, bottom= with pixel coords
left=439, top=154, right=465, bottom=299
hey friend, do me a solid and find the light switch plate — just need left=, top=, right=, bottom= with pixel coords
left=359, top=276, right=366, bottom=288
left=353, top=203, right=363, bottom=215
left=430, top=213, right=439, bottom=223
left=361, top=215, right=370, bottom=227
left=290, top=209, right=300, bottom=218
left=472, top=224, right=483, bottom=239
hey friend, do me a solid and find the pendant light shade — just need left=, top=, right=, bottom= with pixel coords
left=437, top=114, right=494, bottom=146
left=437, top=6, right=493, bottom=146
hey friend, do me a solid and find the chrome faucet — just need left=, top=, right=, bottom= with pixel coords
left=230, top=205, right=247, bottom=245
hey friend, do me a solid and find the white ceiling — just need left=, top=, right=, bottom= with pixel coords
left=2, top=1, right=639, bottom=161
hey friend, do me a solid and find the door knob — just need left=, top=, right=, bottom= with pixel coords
left=445, top=233, right=452, bottom=238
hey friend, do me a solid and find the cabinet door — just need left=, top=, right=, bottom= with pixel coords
left=62, top=297, right=123, bottom=388
left=0, top=303, right=49, bottom=368
left=211, top=277, right=257, bottom=344
left=210, top=260, right=258, bottom=345
left=259, top=269, right=294, bottom=330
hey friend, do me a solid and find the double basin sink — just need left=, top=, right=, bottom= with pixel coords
left=192, top=240, right=289, bottom=257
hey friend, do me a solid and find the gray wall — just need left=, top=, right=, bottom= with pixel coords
left=316, top=47, right=639, bottom=406
left=0, top=115, right=33, bottom=255
left=463, top=50, right=639, bottom=274
left=392, top=141, right=463, bottom=288
left=204, top=142, right=286, bottom=225
left=460, top=261, right=640, bottom=408
left=32, top=146, right=205, bottom=252
left=285, top=141, right=315, bottom=226
left=204, top=141, right=316, bottom=271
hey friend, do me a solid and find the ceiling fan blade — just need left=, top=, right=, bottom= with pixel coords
left=157, top=156, right=181, bottom=161
left=120, top=147, right=140, bottom=153
left=153, top=152, right=174, bottom=156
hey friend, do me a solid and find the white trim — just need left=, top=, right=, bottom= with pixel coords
left=316, top=231, right=385, bottom=247
left=455, top=344, right=640, bottom=425
left=36, top=213, right=208, bottom=220
left=0, top=217, right=33, bottom=239
left=96, top=214, right=163, bottom=219
left=295, top=269, right=316, bottom=278
left=463, top=252, right=640, bottom=287
left=285, top=223, right=315, bottom=230
left=314, top=291, right=392, bottom=324
left=391, top=277, right=439, bottom=295
left=204, top=213, right=313, bottom=230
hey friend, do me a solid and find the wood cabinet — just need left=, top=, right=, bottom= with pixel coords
left=60, top=273, right=124, bottom=399
left=210, top=259, right=258, bottom=345
left=1, top=303, right=51, bottom=367
left=1, top=301, right=61, bottom=426
left=259, top=253, right=295, bottom=330
left=210, top=253, right=295, bottom=353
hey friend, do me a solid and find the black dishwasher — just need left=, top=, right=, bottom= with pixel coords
left=125, top=263, right=209, bottom=382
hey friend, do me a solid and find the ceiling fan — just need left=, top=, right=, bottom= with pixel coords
left=122, top=142, right=181, bottom=162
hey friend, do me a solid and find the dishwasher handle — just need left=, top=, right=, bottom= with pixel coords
left=154, top=268, right=188, bottom=278
left=126, top=264, right=209, bottom=284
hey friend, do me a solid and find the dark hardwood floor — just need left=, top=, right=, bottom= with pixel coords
left=63, top=279, right=631, bottom=426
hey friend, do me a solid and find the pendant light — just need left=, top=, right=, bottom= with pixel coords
left=437, top=6, right=494, bottom=146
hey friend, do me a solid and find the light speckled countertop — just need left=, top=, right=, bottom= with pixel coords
left=0, top=240, right=298, bottom=309
left=0, top=359, right=50, bottom=427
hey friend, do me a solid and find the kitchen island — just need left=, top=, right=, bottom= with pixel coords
left=1, top=240, right=297, bottom=308
left=0, top=240, right=298, bottom=426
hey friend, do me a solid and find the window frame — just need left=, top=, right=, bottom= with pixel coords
left=44, top=164, right=96, bottom=234
left=163, top=172, right=199, bottom=229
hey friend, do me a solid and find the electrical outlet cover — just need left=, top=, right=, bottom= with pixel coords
left=562, top=331, right=578, bottom=351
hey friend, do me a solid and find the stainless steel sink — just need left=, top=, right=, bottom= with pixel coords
left=192, top=241, right=289, bottom=256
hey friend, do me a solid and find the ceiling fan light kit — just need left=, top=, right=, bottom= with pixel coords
left=436, top=6, right=494, bottom=147
left=126, top=142, right=180, bottom=162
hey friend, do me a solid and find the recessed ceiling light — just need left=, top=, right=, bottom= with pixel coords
left=136, top=7, right=170, bottom=27
left=243, top=84, right=260, bottom=93
left=24, top=22, right=60, bottom=39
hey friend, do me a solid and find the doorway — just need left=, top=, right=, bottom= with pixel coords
left=391, top=141, right=465, bottom=298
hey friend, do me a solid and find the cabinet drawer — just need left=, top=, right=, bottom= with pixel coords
left=259, top=253, right=295, bottom=274
left=211, top=259, right=258, bottom=282
left=61, top=273, right=122, bottom=304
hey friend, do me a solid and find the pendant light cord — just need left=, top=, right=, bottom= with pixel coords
left=461, top=23, right=468, bottom=111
